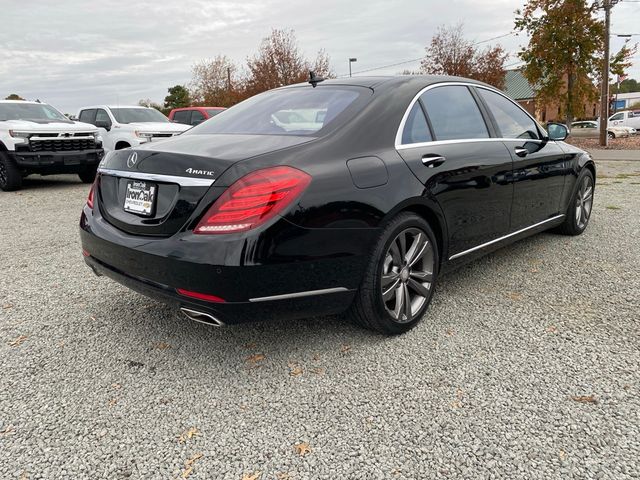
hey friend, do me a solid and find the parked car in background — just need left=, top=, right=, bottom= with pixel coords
left=0, top=100, right=103, bottom=191
left=81, top=76, right=595, bottom=335
left=77, top=105, right=190, bottom=152
left=571, top=121, right=630, bottom=139
left=168, top=107, right=226, bottom=126
left=608, top=110, right=640, bottom=130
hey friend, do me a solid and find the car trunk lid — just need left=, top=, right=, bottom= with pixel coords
left=96, top=133, right=312, bottom=236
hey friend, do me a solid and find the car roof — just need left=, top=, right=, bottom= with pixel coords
left=281, top=75, right=493, bottom=90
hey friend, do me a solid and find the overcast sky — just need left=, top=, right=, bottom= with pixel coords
left=1, top=0, right=638, bottom=113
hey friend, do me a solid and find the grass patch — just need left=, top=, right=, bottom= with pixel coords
left=605, top=205, right=622, bottom=210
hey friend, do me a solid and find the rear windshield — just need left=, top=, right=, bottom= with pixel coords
left=0, top=102, right=70, bottom=123
left=205, top=109, right=225, bottom=117
left=189, top=86, right=366, bottom=136
left=111, top=108, right=169, bottom=124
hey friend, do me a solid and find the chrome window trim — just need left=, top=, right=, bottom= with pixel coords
left=98, top=168, right=215, bottom=187
left=249, top=287, right=349, bottom=303
left=395, top=81, right=547, bottom=149
left=448, top=214, right=565, bottom=261
left=396, top=137, right=544, bottom=151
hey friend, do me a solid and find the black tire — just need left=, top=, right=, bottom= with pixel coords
left=556, top=168, right=595, bottom=236
left=349, top=213, right=439, bottom=335
left=78, top=166, right=98, bottom=184
left=607, top=131, right=615, bottom=140
left=0, top=151, right=23, bottom=192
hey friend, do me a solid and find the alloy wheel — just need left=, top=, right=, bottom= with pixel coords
left=381, top=227, right=435, bottom=323
left=575, top=175, right=593, bottom=230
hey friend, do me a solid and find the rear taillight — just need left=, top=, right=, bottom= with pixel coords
left=86, top=182, right=95, bottom=209
left=195, top=166, right=311, bottom=234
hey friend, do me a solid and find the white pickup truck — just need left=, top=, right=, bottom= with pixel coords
left=77, top=105, right=190, bottom=152
left=609, top=110, right=640, bottom=129
left=0, top=100, right=103, bottom=191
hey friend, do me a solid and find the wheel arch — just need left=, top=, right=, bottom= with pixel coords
left=115, top=141, right=131, bottom=150
left=580, top=157, right=596, bottom=183
left=381, top=199, right=448, bottom=267
left=0, top=141, right=8, bottom=152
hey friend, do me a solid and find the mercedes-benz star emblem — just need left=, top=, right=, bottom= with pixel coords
left=127, top=152, right=138, bottom=168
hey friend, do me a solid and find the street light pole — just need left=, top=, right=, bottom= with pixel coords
left=349, top=58, right=357, bottom=77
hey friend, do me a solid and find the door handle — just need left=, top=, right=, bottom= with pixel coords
left=514, top=147, right=528, bottom=158
left=421, top=155, right=446, bottom=168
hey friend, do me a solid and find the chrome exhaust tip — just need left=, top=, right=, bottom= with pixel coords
left=180, top=307, right=225, bottom=327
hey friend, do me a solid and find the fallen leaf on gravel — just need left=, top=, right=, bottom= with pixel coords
left=108, top=398, right=118, bottom=408
left=178, top=427, right=200, bottom=443
left=0, top=425, right=15, bottom=435
left=546, top=325, right=558, bottom=333
left=289, top=363, right=303, bottom=376
left=340, top=344, right=351, bottom=353
left=90, top=315, right=96, bottom=321
left=246, top=354, right=265, bottom=366
left=19, top=471, right=28, bottom=480
left=446, top=329, right=454, bottom=336
left=242, top=472, right=262, bottom=480
left=244, top=342, right=257, bottom=350
left=559, top=449, right=567, bottom=461
left=181, top=453, right=203, bottom=479
left=294, top=442, right=311, bottom=456
left=2, top=303, right=13, bottom=309
left=276, top=473, right=290, bottom=480
left=312, top=354, right=320, bottom=361
left=572, top=395, right=598, bottom=404
left=112, top=383, right=122, bottom=390
left=154, top=342, right=172, bottom=350
left=8, top=335, right=28, bottom=347
left=311, top=367, right=325, bottom=375
left=507, top=292, right=523, bottom=301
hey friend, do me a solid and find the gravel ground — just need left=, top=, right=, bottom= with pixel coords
left=1, top=163, right=639, bottom=480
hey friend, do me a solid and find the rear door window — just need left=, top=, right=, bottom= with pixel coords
left=477, top=88, right=539, bottom=139
left=401, top=103, right=432, bottom=144
left=421, top=86, right=489, bottom=140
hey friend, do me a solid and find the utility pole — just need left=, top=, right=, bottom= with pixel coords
left=597, top=0, right=618, bottom=147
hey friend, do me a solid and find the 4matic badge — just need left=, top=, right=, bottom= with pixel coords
left=185, top=168, right=215, bottom=176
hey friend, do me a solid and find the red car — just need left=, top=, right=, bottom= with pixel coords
left=168, top=107, right=226, bottom=126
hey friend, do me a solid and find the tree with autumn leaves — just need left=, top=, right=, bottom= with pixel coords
left=420, top=24, right=508, bottom=89
left=515, top=0, right=637, bottom=127
left=189, top=29, right=333, bottom=107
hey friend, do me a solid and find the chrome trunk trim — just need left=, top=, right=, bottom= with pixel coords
left=99, top=168, right=215, bottom=187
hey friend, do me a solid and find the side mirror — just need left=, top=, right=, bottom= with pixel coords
left=547, top=122, right=568, bottom=141
left=95, top=120, right=111, bottom=131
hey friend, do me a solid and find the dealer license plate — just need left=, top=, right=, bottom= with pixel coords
left=123, top=180, right=156, bottom=216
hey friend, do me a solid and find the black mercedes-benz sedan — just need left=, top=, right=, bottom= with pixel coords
left=80, top=75, right=595, bottom=334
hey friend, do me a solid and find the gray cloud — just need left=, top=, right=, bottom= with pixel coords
left=0, top=0, right=637, bottom=113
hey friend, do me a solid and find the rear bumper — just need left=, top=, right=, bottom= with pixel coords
left=10, top=149, right=104, bottom=172
left=80, top=206, right=378, bottom=325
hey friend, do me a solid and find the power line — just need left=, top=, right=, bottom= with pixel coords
left=338, top=31, right=516, bottom=77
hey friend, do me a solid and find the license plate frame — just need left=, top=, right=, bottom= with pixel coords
left=123, top=180, right=157, bottom=217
